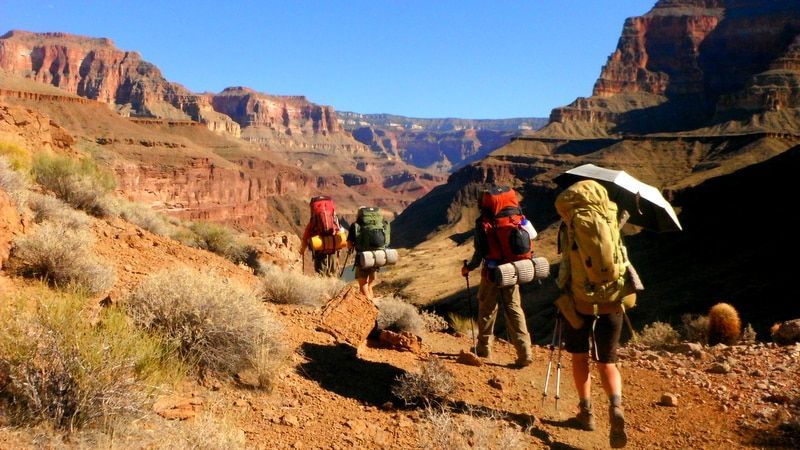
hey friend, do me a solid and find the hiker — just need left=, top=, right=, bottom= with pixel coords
left=347, top=206, right=391, bottom=300
left=300, top=195, right=344, bottom=277
left=554, top=180, right=638, bottom=448
left=461, top=185, right=536, bottom=368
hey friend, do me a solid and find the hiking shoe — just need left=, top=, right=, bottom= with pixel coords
left=574, top=405, right=595, bottom=431
left=609, top=405, right=627, bottom=448
left=512, top=356, right=533, bottom=368
left=475, top=347, right=491, bottom=358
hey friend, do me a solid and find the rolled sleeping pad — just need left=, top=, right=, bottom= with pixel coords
left=309, top=229, right=348, bottom=252
left=357, top=248, right=399, bottom=269
left=493, top=257, right=551, bottom=287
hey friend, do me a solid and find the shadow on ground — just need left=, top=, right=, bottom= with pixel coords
left=297, top=342, right=406, bottom=406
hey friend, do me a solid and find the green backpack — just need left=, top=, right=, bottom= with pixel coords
left=353, top=207, right=390, bottom=251
left=555, top=180, right=634, bottom=309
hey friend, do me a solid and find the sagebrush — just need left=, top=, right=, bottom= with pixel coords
left=392, top=358, right=456, bottom=407
left=447, top=313, right=477, bottom=339
left=639, top=321, right=680, bottom=349
left=109, top=197, right=175, bottom=236
left=0, top=155, right=28, bottom=205
left=0, top=290, right=177, bottom=430
left=259, top=264, right=344, bottom=306
left=32, top=153, right=115, bottom=216
left=26, top=192, right=89, bottom=229
left=126, top=268, right=287, bottom=384
left=375, top=296, right=425, bottom=336
left=10, top=221, right=115, bottom=294
left=681, top=313, right=709, bottom=343
left=417, top=407, right=527, bottom=450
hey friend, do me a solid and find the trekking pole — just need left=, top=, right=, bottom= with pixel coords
left=463, top=260, right=477, bottom=353
left=554, top=318, right=564, bottom=413
left=339, top=249, right=352, bottom=277
left=302, top=250, right=306, bottom=274
left=541, top=316, right=560, bottom=408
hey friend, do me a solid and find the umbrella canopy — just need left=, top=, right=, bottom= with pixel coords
left=554, top=164, right=682, bottom=232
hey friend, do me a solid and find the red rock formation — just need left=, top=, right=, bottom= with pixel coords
left=0, top=189, right=22, bottom=269
left=211, top=87, right=341, bottom=136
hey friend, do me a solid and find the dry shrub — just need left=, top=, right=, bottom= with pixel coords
left=708, top=302, right=742, bottom=346
left=109, top=198, right=175, bottom=236
left=259, top=264, right=344, bottom=306
left=375, top=295, right=425, bottom=336
left=740, top=323, right=757, bottom=344
left=0, top=155, right=28, bottom=205
left=26, top=192, right=89, bottom=229
left=32, top=153, right=115, bottom=217
left=126, top=268, right=287, bottom=383
left=0, top=291, right=177, bottom=430
left=10, top=221, right=115, bottom=294
left=392, top=358, right=456, bottom=407
left=421, top=310, right=449, bottom=333
left=639, top=321, right=680, bottom=349
left=681, top=313, right=709, bottom=343
left=173, top=221, right=259, bottom=269
left=417, top=407, right=527, bottom=450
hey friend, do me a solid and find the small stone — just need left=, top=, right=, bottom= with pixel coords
left=345, top=419, right=367, bottom=434
left=756, top=381, right=770, bottom=390
left=456, top=350, right=483, bottom=367
left=281, top=414, right=299, bottom=427
left=488, top=376, right=504, bottom=391
left=292, top=441, right=303, bottom=449
left=381, top=401, right=394, bottom=410
left=707, top=362, right=731, bottom=374
left=233, top=399, right=249, bottom=407
left=660, top=393, right=679, bottom=407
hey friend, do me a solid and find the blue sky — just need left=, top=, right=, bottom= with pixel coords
left=0, top=1, right=656, bottom=119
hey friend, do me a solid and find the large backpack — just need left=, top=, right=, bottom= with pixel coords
left=353, top=207, right=390, bottom=251
left=310, top=196, right=338, bottom=236
left=477, top=186, right=532, bottom=264
left=555, top=180, right=633, bottom=308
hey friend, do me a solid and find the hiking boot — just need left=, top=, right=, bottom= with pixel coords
left=475, top=346, right=491, bottom=358
left=574, top=404, right=595, bottom=431
left=609, top=405, right=627, bottom=448
left=512, top=356, right=533, bottom=368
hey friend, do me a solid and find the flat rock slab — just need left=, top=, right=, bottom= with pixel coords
left=319, top=285, right=378, bottom=350
left=378, top=330, right=422, bottom=353
left=153, top=394, right=204, bottom=420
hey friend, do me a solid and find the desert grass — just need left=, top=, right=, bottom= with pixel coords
left=10, top=221, right=115, bottom=294
left=639, top=321, right=680, bottom=349
left=447, top=312, right=478, bottom=339
left=0, top=155, right=28, bottom=205
left=31, top=153, right=115, bottom=217
left=259, top=263, right=344, bottom=306
left=0, top=289, right=180, bottom=431
left=741, top=323, right=757, bottom=343
left=26, top=192, right=90, bottom=229
left=126, top=267, right=287, bottom=386
left=173, top=221, right=258, bottom=268
left=681, top=313, right=709, bottom=343
left=392, top=358, right=456, bottom=408
left=375, top=295, right=425, bottom=336
left=0, top=141, right=32, bottom=171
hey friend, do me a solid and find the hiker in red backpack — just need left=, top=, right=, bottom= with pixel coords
left=461, top=185, right=536, bottom=368
left=300, top=196, right=344, bottom=277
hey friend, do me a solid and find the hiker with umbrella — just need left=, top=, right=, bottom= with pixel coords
left=551, top=164, right=682, bottom=449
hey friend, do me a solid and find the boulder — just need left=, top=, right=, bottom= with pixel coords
left=0, top=189, right=21, bottom=269
left=319, top=286, right=378, bottom=350
left=771, top=319, right=800, bottom=345
left=378, top=330, right=422, bottom=354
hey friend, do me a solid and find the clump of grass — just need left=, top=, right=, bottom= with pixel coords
left=392, top=358, right=456, bottom=407
left=10, top=221, right=115, bottom=294
left=375, top=296, right=425, bottom=336
left=26, top=192, right=89, bottom=229
left=126, top=267, right=287, bottom=386
left=639, top=321, right=680, bottom=349
left=417, top=407, right=528, bottom=450
left=421, top=310, right=449, bottom=333
left=681, top=313, right=709, bottom=343
left=31, top=153, right=115, bottom=216
left=741, top=323, right=757, bottom=344
left=259, top=264, right=344, bottom=306
left=0, top=141, right=31, bottom=171
left=173, top=220, right=259, bottom=269
left=0, top=290, right=178, bottom=430
left=447, top=313, right=477, bottom=339
left=109, top=197, right=176, bottom=236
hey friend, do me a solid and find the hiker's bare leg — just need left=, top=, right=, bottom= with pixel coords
left=597, top=362, right=622, bottom=397
left=358, top=277, right=370, bottom=299
left=367, top=271, right=376, bottom=299
left=572, top=352, right=592, bottom=399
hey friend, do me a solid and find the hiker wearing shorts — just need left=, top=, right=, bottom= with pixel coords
left=347, top=206, right=390, bottom=300
left=461, top=185, right=534, bottom=368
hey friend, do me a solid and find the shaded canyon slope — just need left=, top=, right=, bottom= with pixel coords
left=392, top=0, right=800, bottom=332
left=339, top=112, right=547, bottom=172
left=0, top=31, right=446, bottom=230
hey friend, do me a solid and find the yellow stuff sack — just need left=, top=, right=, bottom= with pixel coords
left=309, top=229, right=348, bottom=254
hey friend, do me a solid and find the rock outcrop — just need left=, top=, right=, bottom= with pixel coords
left=0, top=189, right=21, bottom=269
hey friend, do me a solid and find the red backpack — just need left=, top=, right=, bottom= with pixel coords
left=310, top=196, right=338, bottom=236
left=478, top=186, right=532, bottom=264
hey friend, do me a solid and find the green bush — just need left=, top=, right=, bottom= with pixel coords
left=0, top=141, right=31, bottom=171
left=639, top=321, right=680, bottom=349
left=0, top=290, right=178, bottom=430
left=259, top=264, right=344, bottom=306
left=10, top=221, right=115, bottom=294
left=32, top=153, right=116, bottom=216
left=126, top=268, right=287, bottom=386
